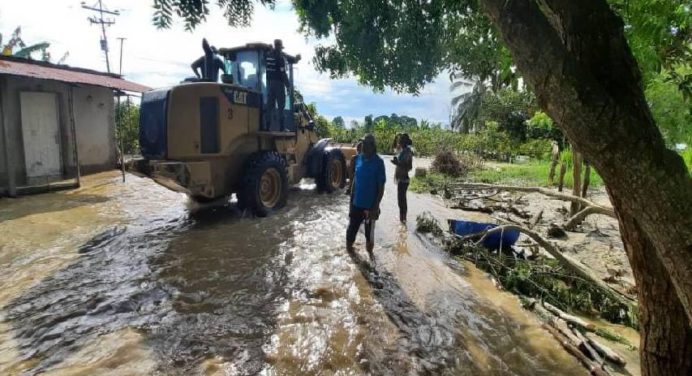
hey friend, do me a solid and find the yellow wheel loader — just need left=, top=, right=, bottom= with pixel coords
left=129, top=42, right=356, bottom=216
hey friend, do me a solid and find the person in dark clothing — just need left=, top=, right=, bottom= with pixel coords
left=347, top=134, right=386, bottom=260
left=391, top=133, right=413, bottom=223
left=191, top=38, right=226, bottom=82
left=266, top=39, right=291, bottom=131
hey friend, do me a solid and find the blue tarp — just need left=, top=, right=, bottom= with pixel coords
left=449, top=219, right=520, bottom=249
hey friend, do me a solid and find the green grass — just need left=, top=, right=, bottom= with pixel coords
left=411, top=160, right=603, bottom=193
left=469, top=161, right=603, bottom=188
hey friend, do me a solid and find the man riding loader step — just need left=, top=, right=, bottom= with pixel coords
left=265, top=39, right=291, bottom=132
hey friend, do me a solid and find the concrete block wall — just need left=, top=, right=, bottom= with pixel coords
left=73, top=86, right=116, bottom=173
left=0, top=75, right=116, bottom=193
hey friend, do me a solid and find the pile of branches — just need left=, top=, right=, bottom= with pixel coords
left=447, top=241, right=636, bottom=327
left=530, top=300, right=632, bottom=375
left=416, top=212, right=444, bottom=237
left=431, top=150, right=467, bottom=177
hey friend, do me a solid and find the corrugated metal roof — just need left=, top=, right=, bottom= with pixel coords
left=0, top=56, right=151, bottom=93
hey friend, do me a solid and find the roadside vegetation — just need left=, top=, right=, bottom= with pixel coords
left=115, top=100, right=140, bottom=155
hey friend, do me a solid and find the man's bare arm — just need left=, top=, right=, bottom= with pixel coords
left=191, top=56, right=204, bottom=78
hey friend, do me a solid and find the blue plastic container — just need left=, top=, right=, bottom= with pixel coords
left=449, top=219, right=520, bottom=249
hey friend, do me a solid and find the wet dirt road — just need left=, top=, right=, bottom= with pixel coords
left=0, top=160, right=585, bottom=375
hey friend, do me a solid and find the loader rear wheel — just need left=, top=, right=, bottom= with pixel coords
left=238, top=151, right=288, bottom=217
left=317, top=149, right=347, bottom=193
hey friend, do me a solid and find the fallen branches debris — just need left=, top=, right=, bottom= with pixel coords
left=564, top=205, right=613, bottom=230
left=415, top=212, right=444, bottom=237
left=452, top=183, right=615, bottom=222
left=458, top=224, right=635, bottom=311
left=531, top=301, right=627, bottom=375
left=544, top=301, right=597, bottom=331
left=542, top=322, right=610, bottom=376
left=585, top=333, right=628, bottom=366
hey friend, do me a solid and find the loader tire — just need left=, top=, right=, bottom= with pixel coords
left=238, top=151, right=288, bottom=217
left=317, top=149, right=347, bottom=193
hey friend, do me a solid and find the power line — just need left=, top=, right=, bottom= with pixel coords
left=81, top=0, right=119, bottom=73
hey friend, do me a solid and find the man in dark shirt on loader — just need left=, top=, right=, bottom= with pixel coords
left=191, top=38, right=226, bottom=82
left=266, top=39, right=291, bottom=131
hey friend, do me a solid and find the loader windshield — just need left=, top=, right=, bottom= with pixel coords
left=227, top=50, right=260, bottom=91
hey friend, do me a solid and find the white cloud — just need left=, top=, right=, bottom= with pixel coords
left=0, top=0, right=457, bottom=124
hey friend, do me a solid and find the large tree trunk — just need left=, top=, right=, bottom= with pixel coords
left=480, top=0, right=692, bottom=374
left=611, top=193, right=692, bottom=375
left=480, top=0, right=692, bottom=323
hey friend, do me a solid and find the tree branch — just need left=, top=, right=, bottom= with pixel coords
left=564, top=206, right=612, bottom=230
left=452, top=182, right=615, bottom=218
left=458, top=224, right=635, bottom=308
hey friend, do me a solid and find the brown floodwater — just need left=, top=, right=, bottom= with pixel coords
left=0, top=161, right=587, bottom=375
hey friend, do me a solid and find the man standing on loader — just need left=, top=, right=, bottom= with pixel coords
left=191, top=38, right=226, bottom=82
left=266, top=39, right=291, bottom=131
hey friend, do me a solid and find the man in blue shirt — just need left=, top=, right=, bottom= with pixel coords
left=347, top=134, right=386, bottom=259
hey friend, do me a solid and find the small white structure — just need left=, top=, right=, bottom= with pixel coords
left=0, top=56, right=149, bottom=196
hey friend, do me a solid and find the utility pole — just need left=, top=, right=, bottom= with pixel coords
left=116, top=37, right=126, bottom=182
left=117, top=37, right=126, bottom=75
left=81, top=1, right=119, bottom=73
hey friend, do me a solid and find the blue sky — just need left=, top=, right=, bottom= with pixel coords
left=0, top=0, right=461, bottom=125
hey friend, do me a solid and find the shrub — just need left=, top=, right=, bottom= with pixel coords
left=559, top=148, right=573, bottom=168
left=457, top=152, right=485, bottom=171
left=431, top=151, right=465, bottom=177
left=517, top=139, right=553, bottom=160
left=115, top=101, right=140, bottom=155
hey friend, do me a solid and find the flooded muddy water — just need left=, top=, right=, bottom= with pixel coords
left=0, top=160, right=586, bottom=375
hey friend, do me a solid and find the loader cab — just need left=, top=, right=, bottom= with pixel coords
left=220, top=43, right=300, bottom=132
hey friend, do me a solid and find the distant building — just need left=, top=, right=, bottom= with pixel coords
left=0, top=56, right=150, bottom=196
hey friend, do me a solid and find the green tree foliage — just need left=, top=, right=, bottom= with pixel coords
left=645, top=67, right=692, bottom=146
left=610, top=0, right=690, bottom=77
left=477, top=87, right=536, bottom=142
left=526, top=111, right=564, bottom=147
left=372, top=114, right=418, bottom=130
left=446, top=11, right=517, bottom=91
left=115, top=100, right=141, bottom=155
left=292, top=0, right=469, bottom=93
left=305, top=100, right=548, bottom=160
left=363, top=115, right=374, bottom=133
left=332, top=116, right=345, bottom=128
left=152, top=0, right=275, bottom=30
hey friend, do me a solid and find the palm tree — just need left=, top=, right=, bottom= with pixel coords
left=450, top=74, right=486, bottom=133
